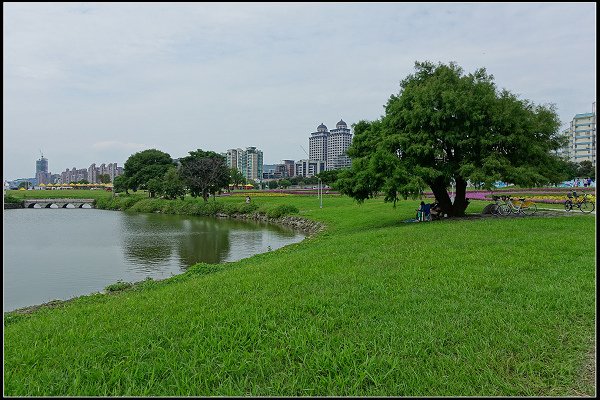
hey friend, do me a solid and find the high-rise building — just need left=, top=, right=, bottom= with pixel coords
left=243, top=147, right=263, bottom=182
left=309, top=123, right=329, bottom=162
left=308, top=120, right=352, bottom=171
left=61, top=162, right=122, bottom=184
left=226, top=148, right=245, bottom=172
left=327, top=119, right=352, bottom=170
left=561, top=102, right=597, bottom=166
left=35, top=154, right=51, bottom=185
left=226, top=147, right=263, bottom=182
left=88, top=163, right=98, bottom=183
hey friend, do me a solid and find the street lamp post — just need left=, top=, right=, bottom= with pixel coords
left=318, top=178, right=323, bottom=208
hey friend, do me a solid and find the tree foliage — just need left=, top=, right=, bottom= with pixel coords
left=229, top=168, right=246, bottom=190
left=162, top=167, right=186, bottom=200
left=337, top=61, right=568, bottom=217
left=577, top=160, right=595, bottom=180
left=316, top=169, right=343, bottom=186
left=179, top=149, right=229, bottom=201
left=112, top=175, right=129, bottom=194
left=98, top=174, right=111, bottom=184
left=123, top=149, right=174, bottom=195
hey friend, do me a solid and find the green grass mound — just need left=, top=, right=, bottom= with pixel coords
left=3, top=194, right=595, bottom=396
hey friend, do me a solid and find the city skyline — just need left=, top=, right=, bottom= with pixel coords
left=3, top=3, right=596, bottom=181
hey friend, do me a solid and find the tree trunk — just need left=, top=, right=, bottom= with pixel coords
left=452, top=176, right=469, bottom=217
left=429, top=175, right=468, bottom=217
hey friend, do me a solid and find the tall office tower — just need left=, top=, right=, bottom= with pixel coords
left=35, top=154, right=50, bottom=185
left=326, top=119, right=352, bottom=170
left=243, top=147, right=263, bottom=182
left=562, top=102, right=597, bottom=166
left=309, top=123, right=329, bottom=162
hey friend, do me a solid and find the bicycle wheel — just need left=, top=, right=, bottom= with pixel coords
left=521, top=202, right=537, bottom=216
left=489, top=204, right=500, bottom=216
left=564, top=200, right=573, bottom=212
left=498, top=204, right=511, bottom=216
left=579, top=200, right=595, bottom=213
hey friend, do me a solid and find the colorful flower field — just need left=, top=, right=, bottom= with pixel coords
left=423, top=187, right=596, bottom=204
left=469, top=189, right=595, bottom=204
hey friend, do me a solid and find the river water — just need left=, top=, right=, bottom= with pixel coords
left=3, top=209, right=305, bottom=312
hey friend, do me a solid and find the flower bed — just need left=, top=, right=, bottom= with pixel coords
left=423, top=187, right=596, bottom=204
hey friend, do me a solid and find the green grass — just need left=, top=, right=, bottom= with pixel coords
left=3, top=194, right=596, bottom=396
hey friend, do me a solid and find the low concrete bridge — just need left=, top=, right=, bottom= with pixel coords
left=23, top=199, right=95, bottom=208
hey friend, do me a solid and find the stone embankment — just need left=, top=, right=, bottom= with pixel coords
left=217, top=212, right=325, bottom=236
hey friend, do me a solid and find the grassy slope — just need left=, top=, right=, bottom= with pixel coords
left=3, top=193, right=596, bottom=396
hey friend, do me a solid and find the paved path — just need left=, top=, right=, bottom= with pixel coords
left=538, top=208, right=595, bottom=215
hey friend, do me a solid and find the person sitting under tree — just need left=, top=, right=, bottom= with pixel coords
left=416, top=201, right=431, bottom=222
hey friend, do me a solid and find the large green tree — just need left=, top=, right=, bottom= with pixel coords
left=337, top=61, right=568, bottom=217
left=123, top=149, right=174, bottom=196
left=179, top=149, right=229, bottom=202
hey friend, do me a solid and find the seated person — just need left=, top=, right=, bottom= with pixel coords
left=416, top=201, right=431, bottom=221
left=429, top=202, right=441, bottom=220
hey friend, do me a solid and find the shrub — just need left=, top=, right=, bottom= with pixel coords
left=266, top=204, right=299, bottom=218
left=104, top=280, right=133, bottom=292
left=3, top=194, right=22, bottom=204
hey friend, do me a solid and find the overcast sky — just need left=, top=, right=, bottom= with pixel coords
left=3, top=2, right=596, bottom=180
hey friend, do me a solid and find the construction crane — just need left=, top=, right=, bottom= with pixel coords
left=300, top=145, right=309, bottom=158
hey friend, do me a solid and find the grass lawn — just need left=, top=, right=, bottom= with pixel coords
left=3, top=193, right=596, bottom=396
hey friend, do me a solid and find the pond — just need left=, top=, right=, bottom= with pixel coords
left=3, top=209, right=306, bottom=312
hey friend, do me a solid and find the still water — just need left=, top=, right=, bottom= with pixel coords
left=3, top=209, right=306, bottom=312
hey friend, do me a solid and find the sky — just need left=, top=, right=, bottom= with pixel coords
left=3, top=2, right=596, bottom=180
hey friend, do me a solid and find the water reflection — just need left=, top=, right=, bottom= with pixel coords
left=119, top=213, right=300, bottom=269
left=121, top=213, right=232, bottom=269
left=4, top=209, right=306, bottom=311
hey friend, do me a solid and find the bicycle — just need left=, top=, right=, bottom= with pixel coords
left=499, top=196, right=537, bottom=216
left=490, top=195, right=508, bottom=216
left=564, top=191, right=595, bottom=213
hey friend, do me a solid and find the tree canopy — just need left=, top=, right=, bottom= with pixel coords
left=336, top=61, right=568, bottom=217
left=179, top=149, right=229, bottom=201
left=123, top=149, right=174, bottom=195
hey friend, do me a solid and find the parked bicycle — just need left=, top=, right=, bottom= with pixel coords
left=564, top=191, right=595, bottom=213
left=490, top=195, right=508, bottom=216
left=499, top=196, right=537, bottom=216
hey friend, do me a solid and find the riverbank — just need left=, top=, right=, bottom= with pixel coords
left=4, top=194, right=596, bottom=396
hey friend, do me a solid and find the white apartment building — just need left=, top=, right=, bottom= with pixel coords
left=226, top=147, right=264, bottom=182
left=308, top=119, right=352, bottom=171
left=561, top=102, right=596, bottom=166
left=309, top=123, right=329, bottom=162
left=327, top=120, right=352, bottom=170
